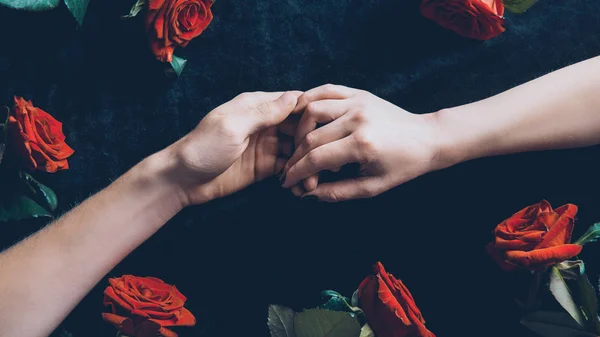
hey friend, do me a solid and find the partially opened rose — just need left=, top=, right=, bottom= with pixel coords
left=8, top=96, right=74, bottom=173
left=146, top=0, right=214, bottom=62
left=421, top=0, right=505, bottom=40
left=358, top=262, right=435, bottom=337
left=486, top=200, right=582, bottom=271
left=102, top=275, right=196, bottom=337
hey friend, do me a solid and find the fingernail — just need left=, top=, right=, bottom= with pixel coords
left=279, top=172, right=287, bottom=184
left=302, top=195, right=319, bottom=202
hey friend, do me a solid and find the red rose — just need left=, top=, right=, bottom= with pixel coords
left=358, top=262, right=435, bottom=337
left=8, top=96, right=74, bottom=173
left=421, top=0, right=505, bottom=40
left=145, top=0, right=214, bottom=63
left=486, top=200, right=582, bottom=271
left=102, top=275, right=196, bottom=337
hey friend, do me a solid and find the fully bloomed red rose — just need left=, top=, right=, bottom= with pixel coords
left=145, top=0, right=214, bottom=62
left=8, top=96, right=74, bottom=173
left=358, top=262, right=435, bottom=337
left=421, top=0, right=505, bottom=40
left=102, top=275, right=196, bottom=337
left=486, top=200, right=582, bottom=271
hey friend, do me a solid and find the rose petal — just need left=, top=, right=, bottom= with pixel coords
left=104, top=286, right=135, bottom=313
left=486, top=242, right=517, bottom=271
left=103, top=275, right=196, bottom=332
left=421, top=0, right=504, bottom=40
left=8, top=116, right=37, bottom=170
left=102, top=313, right=136, bottom=337
left=148, top=0, right=167, bottom=11
left=135, top=319, right=165, bottom=337
left=377, top=274, right=411, bottom=325
left=481, top=0, right=504, bottom=16
left=537, top=205, right=578, bottom=249
left=149, top=307, right=196, bottom=327
left=357, top=275, right=379, bottom=324
left=158, top=327, right=179, bottom=337
left=9, top=97, right=73, bottom=173
left=505, top=244, right=582, bottom=268
left=146, top=0, right=212, bottom=62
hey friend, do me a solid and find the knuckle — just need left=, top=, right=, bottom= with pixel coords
left=305, top=102, right=319, bottom=115
left=325, top=188, right=341, bottom=202
left=305, top=150, right=320, bottom=167
left=256, top=101, right=273, bottom=117
left=353, top=132, right=371, bottom=148
left=235, top=92, right=253, bottom=103
left=216, top=118, right=239, bottom=139
left=352, top=133, right=377, bottom=161
left=252, top=102, right=275, bottom=126
left=350, top=109, right=367, bottom=123
left=355, top=89, right=371, bottom=99
left=352, top=132, right=371, bottom=148
left=322, top=83, right=337, bottom=93
left=303, top=131, right=317, bottom=148
left=177, top=139, right=198, bottom=166
left=360, top=185, right=377, bottom=198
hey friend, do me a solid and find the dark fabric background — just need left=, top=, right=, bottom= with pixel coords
left=1, top=0, right=600, bottom=336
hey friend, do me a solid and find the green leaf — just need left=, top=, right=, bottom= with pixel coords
left=294, top=309, right=361, bottom=337
left=549, top=266, right=586, bottom=327
left=20, top=172, right=58, bottom=211
left=64, top=0, right=89, bottom=25
left=521, top=311, right=595, bottom=337
left=502, top=0, right=539, bottom=14
left=321, top=296, right=351, bottom=312
left=575, top=223, right=600, bottom=245
left=320, top=290, right=353, bottom=313
left=359, top=324, right=375, bottom=337
left=555, top=262, right=600, bottom=333
left=577, top=273, right=600, bottom=334
left=0, top=0, right=60, bottom=11
left=319, top=290, right=365, bottom=325
left=122, top=0, right=145, bottom=18
left=268, top=305, right=297, bottom=337
left=556, top=260, right=586, bottom=280
left=169, top=55, right=187, bottom=77
left=0, top=195, right=52, bottom=222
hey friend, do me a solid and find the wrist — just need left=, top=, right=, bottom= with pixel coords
left=426, top=108, right=472, bottom=170
left=130, top=147, right=191, bottom=211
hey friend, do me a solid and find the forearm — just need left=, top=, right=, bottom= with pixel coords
left=434, top=56, right=600, bottom=167
left=0, top=148, right=186, bottom=337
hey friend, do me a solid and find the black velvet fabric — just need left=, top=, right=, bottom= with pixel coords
left=1, top=0, right=600, bottom=336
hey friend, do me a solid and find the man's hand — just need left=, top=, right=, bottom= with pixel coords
left=281, top=84, right=442, bottom=202
left=167, top=91, right=300, bottom=205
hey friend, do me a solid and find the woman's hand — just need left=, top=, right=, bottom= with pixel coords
left=164, top=91, right=300, bottom=205
left=281, top=84, right=443, bottom=202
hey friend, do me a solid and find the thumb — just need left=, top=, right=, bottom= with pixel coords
left=244, top=91, right=299, bottom=135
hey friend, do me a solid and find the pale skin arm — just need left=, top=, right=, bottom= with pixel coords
left=436, top=55, right=600, bottom=164
left=281, top=56, right=600, bottom=202
left=0, top=91, right=300, bottom=337
left=0, top=153, right=186, bottom=337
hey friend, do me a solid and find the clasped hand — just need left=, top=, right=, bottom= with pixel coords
left=163, top=84, right=444, bottom=206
